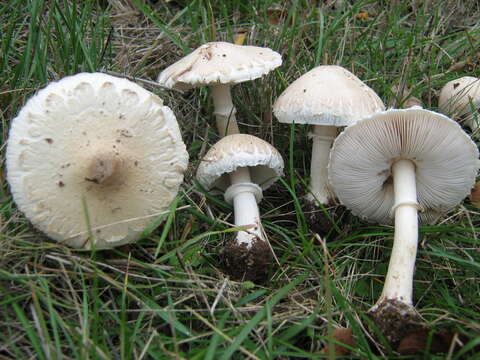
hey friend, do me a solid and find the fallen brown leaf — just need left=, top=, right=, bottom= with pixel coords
left=469, top=181, right=480, bottom=208
left=267, top=4, right=285, bottom=26
left=397, top=328, right=455, bottom=355
left=321, top=328, right=355, bottom=356
left=355, top=12, right=369, bottom=21
left=233, top=31, right=247, bottom=45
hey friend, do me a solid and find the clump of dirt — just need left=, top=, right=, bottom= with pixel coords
left=221, top=237, right=272, bottom=283
left=368, top=299, right=421, bottom=348
left=301, top=198, right=349, bottom=238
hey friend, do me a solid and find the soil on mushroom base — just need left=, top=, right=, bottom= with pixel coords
left=368, top=299, right=422, bottom=348
left=301, top=198, right=350, bottom=238
left=221, top=237, right=272, bottom=283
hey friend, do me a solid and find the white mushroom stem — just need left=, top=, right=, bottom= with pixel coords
left=305, top=125, right=337, bottom=204
left=224, top=167, right=264, bottom=247
left=375, top=159, right=419, bottom=307
left=211, top=84, right=240, bottom=137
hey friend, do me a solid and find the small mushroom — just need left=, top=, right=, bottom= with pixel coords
left=6, top=73, right=189, bottom=249
left=438, top=76, right=480, bottom=131
left=328, top=108, right=479, bottom=346
left=196, top=134, right=284, bottom=282
left=158, top=41, right=282, bottom=137
left=273, top=65, right=385, bottom=205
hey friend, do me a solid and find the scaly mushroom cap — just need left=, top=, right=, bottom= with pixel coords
left=328, top=108, right=479, bottom=224
left=196, top=134, right=284, bottom=191
left=157, top=42, right=282, bottom=90
left=438, top=76, right=480, bottom=128
left=273, top=65, right=385, bottom=126
left=6, top=72, right=189, bottom=249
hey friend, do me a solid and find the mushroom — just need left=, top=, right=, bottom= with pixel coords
left=438, top=76, right=480, bottom=131
left=196, top=134, right=284, bottom=281
left=6, top=72, right=189, bottom=249
left=273, top=65, right=385, bottom=205
left=328, top=108, right=479, bottom=346
left=158, top=41, right=282, bottom=137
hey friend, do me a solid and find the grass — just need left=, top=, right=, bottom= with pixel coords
left=1, top=0, right=480, bottom=358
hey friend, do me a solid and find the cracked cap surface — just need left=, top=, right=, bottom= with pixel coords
left=6, top=72, right=189, bottom=249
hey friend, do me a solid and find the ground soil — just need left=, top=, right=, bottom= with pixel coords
left=221, top=237, right=272, bottom=283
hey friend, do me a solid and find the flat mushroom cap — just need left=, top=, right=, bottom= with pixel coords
left=438, top=76, right=480, bottom=124
left=328, top=108, right=479, bottom=224
left=273, top=65, right=385, bottom=126
left=6, top=72, right=189, bottom=249
left=196, top=134, right=284, bottom=191
left=157, top=42, right=282, bottom=90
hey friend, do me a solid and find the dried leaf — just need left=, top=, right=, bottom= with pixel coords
left=448, top=57, right=474, bottom=72
left=233, top=31, right=247, bottom=45
left=397, top=328, right=455, bottom=355
left=469, top=181, right=480, bottom=208
left=355, top=12, right=369, bottom=21
left=321, top=328, right=355, bottom=356
left=267, top=5, right=285, bottom=25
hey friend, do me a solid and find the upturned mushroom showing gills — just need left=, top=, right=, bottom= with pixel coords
left=158, top=42, right=282, bottom=137
left=438, top=76, right=480, bottom=131
left=196, top=134, right=284, bottom=282
left=328, top=108, right=479, bottom=346
left=273, top=65, right=385, bottom=205
left=6, top=72, right=189, bottom=249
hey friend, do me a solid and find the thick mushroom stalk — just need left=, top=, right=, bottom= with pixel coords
left=379, top=159, right=418, bottom=305
left=305, top=126, right=337, bottom=204
left=225, top=167, right=264, bottom=245
left=212, top=84, right=240, bottom=137
left=368, top=159, right=421, bottom=344
left=328, top=108, right=480, bottom=347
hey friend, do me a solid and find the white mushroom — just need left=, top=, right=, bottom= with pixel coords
left=6, top=72, right=189, bottom=249
left=158, top=42, right=282, bottom=137
left=273, top=65, right=385, bottom=205
left=328, top=108, right=479, bottom=345
left=196, top=134, right=284, bottom=281
left=438, top=76, right=480, bottom=131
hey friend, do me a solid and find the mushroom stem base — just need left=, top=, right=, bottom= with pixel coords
left=221, top=237, right=272, bottom=283
left=368, top=299, right=421, bottom=348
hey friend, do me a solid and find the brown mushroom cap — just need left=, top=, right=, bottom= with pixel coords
left=328, top=108, right=479, bottom=224
left=273, top=65, right=385, bottom=126
left=6, top=72, right=189, bottom=249
left=196, top=134, right=284, bottom=192
left=157, top=42, right=282, bottom=91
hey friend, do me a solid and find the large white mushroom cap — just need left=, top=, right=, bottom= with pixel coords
left=273, top=65, right=385, bottom=126
left=438, top=76, right=480, bottom=129
left=157, top=42, right=282, bottom=90
left=6, top=72, right=189, bottom=249
left=328, top=108, right=479, bottom=224
left=196, top=134, right=284, bottom=191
